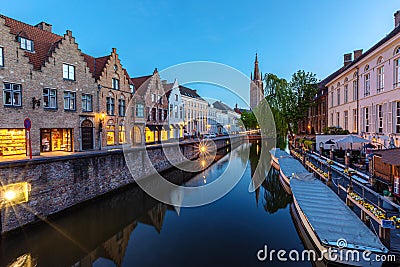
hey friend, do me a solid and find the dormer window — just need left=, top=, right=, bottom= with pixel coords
left=19, top=37, right=34, bottom=52
left=112, top=78, right=119, bottom=90
left=130, top=84, right=134, bottom=93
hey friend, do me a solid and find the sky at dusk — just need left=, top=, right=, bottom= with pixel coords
left=1, top=1, right=399, bottom=107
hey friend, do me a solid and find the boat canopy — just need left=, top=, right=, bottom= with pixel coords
left=278, top=157, right=309, bottom=178
left=291, top=177, right=388, bottom=254
left=269, top=148, right=290, bottom=159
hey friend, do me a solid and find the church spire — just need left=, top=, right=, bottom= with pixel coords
left=253, top=53, right=260, bottom=81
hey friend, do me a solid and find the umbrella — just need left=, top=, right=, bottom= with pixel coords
left=364, top=143, right=376, bottom=149
left=325, top=139, right=336, bottom=145
left=335, top=134, right=370, bottom=150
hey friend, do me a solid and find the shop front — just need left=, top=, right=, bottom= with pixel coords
left=40, top=128, right=73, bottom=152
left=0, top=128, right=26, bottom=156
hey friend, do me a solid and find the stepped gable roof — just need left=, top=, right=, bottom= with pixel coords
left=1, top=14, right=63, bottom=70
left=163, top=83, right=174, bottom=98
left=130, top=75, right=152, bottom=96
left=213, top=101, right=233, bottom=111
left=82, top=53, right=110, bottom=80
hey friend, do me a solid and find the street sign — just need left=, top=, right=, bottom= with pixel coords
left=24, top=118, right=31, bottom=131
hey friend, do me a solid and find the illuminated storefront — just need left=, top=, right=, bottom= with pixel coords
left=145, top=126, right=156, bottom=143
left=106, top=120, right=115, bottom=145
left=161, top=126, right=168, bottom=141
left=0, top=128, right=26, bottom=156
left=119, top=123, right=126, bottom=144
left=40, top=129, right=72, bottom=152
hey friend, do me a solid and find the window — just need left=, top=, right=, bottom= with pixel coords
left=158, top=109, right=162, bottom=121
left=136, top=104, right=144, bottom=118
left=365, top=107, right=369, bottom=132
left=395, top=58, right=400, bottom=87
left=336, top=112, right=340, bottom=127
left=364, top=74, right=370, bottom=96
left=353, top=79, right=358, bottom=101
left=106, top=97, right=115, bottom=115
left=158, top=95, right=162, bottom=104
left=169, top=104, right=173, bottom=116
left=330, top=113, right=333, bottom=127
left=180, top=106, right=183, bottom=119
left=19, top=37, right=33, bottom=52
left=164, top=110, right=168, bottom=120
left=330, top=92, right=334, bottom=107
left=43, top=88, right=57, bottom=109
left=353, top=109, right=357, bottom=133
left=337, top=89, right=340, bottom=106
left=377, top=66, right=384, bottom=93
left=344, top=111, right=348, bottom=130
left=3, top=83, right=22, bottom=107
left=112, top=78, right=119, bottom=90
left=118, top=99, right=126, bottom=116
left=0, top=47, right=3, bottom=67
left=119, top=123, right=126, bottom=144
left=175, top=105, right=178, bottom=118
left=152, top=93, right=156, bottom=103
left=82, top=94, right=93, bottom=112
left=106, top=120, right=115, bottom=145
left=397, top=102, right=400, bottom=133
left=63, top=64, right=75, bottom=80
left=377, top=104, right=383, bottom=133
left=344, top=84, right=348, bottom=103
left=175, top=94, right=178, bottom=101
left=63, top=91, right=76, bottom=110
left=130, top=84, right=134, bottom=93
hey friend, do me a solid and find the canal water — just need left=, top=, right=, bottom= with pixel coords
left=0, top=141, right=311, bottom=267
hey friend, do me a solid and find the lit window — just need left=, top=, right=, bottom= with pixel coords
left=3, top=83, right=22, bottom=107
left=63, top=64, right=75, bottom=80
left=0, top=47, right=3, bottom=67
left=19, top=37, right=34, bottom=52
left=106, top=120, right=115, bottom=145
left=119, top=123, right=126, bottom=144
left=64, top=91, right=76, bottom=110
left=43, top=88, right=57, bottom=109
left=82, top=94, right=93, bottom=112
left=112, top=78, right=119, bottom=90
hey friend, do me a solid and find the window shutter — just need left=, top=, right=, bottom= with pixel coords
left=383, top=102, right=388, bottom=133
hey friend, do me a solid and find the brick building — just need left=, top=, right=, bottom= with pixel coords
left=83, top=48, right=138, bottom=149
left=0, top=15, right=97, bottom=157
left=131, top=69, right=169, bottom=144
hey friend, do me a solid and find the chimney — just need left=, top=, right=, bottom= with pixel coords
left=35, top=22, right=52, bottom=32
left=353, top=49, right=363, bottom=60
left=395, top=10, right=400, bottom=28
left=343, top=53, right=352, bottom=67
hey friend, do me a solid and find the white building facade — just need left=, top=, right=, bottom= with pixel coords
left=165, top=79, right=184, bottom=139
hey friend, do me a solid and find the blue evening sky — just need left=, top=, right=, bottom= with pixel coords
left=1, top=1, right=399, bottom=107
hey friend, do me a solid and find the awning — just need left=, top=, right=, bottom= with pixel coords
left=146, top=125, right=158, bottom=131
left=376, top=148, right=400, bottom=166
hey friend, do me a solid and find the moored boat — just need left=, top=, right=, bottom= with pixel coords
left=290, top=176, right=388, bottom=266
left=269, top=148, right=290, bottom=170
left=277, top=156, right=309, bottom=194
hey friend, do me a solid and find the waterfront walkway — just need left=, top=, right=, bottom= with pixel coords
left=292, top=150, right=400, bottom=253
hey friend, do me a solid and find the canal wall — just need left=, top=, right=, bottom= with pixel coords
left=0, top=136, right=244, bottom=233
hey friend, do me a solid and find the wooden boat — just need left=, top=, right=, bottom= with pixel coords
left=290, top=176, right=388, bottom=266
left=269, top=148, right=289, bottom=170
left=277, top=156, right=309, bottom=195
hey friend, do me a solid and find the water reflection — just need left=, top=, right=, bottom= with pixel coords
left=262, top=169, right=292, bottom=214
left=0, top=141, right=306, bottom=267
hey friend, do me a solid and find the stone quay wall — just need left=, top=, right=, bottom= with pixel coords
left=0, top=136, right=244, bottom=233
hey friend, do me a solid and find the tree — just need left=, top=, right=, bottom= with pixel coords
left=264, top=70, right=319, bottom=136
left=240, top=110, right=258, bottom=129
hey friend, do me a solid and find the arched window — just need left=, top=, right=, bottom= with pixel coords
left=364, top=65, right=370, bottom=72
left=106, top=119, right=115, bottom=145
left=133, top=126, right=142, bottom=145
left=394, top=46, right=400, bottom=55
left=353, top=72, right=358, bottom=78
left=337, top=82, right=340, bottom=87
left=377, top=56, right=383, bottom=64
left=344, top=77, right=348, bottom=83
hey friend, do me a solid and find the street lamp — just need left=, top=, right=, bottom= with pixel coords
left=98, top=112, right=106, bottom=150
